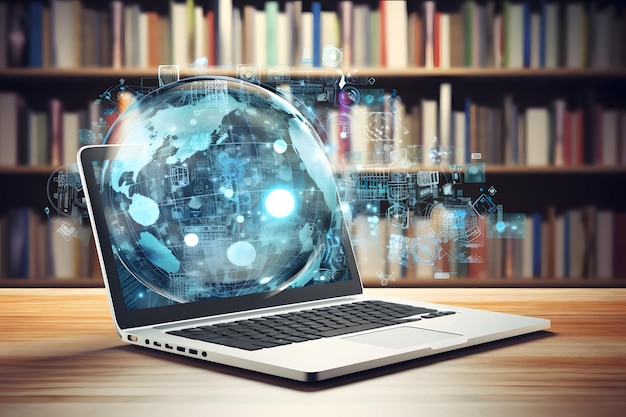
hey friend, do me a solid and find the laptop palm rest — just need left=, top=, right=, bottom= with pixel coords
left=343, top=326, right=467, bottom=350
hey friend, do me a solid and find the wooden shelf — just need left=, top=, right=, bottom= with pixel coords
left=1, top=67, right=626, bottom=80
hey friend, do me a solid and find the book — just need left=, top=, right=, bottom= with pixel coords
left=111, top=1, right=124, bottom=68
left=338, top=1, right=353, bottom=67
left=438, top=83, right=452, bottom=154
left=0, top=2, right=7, bottom=68
left=439, top=13, right=450, bottom=69
left=265, top=1, right=279, bottom=66
left=217, top=0, right=232, bottom=66
left=595, top=210, right=613, bottom=280
left=601, top=110, right=619, bottom=166
left=27, top=1, right=44, bottom=67
left=423, top=1, right=435, bottom=68
left=384, top=0, right=408, bottom=68
left=504, top=1, right=524, bottom=69
left=613, top=212, right=626, bottom=279
left=312, top=1, right=321, bottom=67
left=462, top=0, right=473, bottom=67
left=453, top=111, right=465, bottom=166
left=421, top=99, right=438, bottom=167
left=352, top=3, right=370, bottom=67
left=525, top=107, right=550, bottom=166
left=0, top=92, right=20, bottom=166
left=51, top=0, right=78, bottom=68
left=170, top=0, right=188, bottom=65
left=564, top=2, right=586, bottom=68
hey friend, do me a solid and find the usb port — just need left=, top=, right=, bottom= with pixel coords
left=165, top=344, right=173, bottom=349
left=153, top=341, right=161, bottom=347
left=176, top=346, right=185, bottom=352
left=189, top=349, right=198, bottom=355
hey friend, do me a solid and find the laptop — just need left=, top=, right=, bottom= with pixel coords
left=77, top=76, right=549, bottom=382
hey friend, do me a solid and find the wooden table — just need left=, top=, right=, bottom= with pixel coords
left=1, top=287, right=625, bottom=417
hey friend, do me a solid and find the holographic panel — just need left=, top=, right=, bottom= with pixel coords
left=487, top=213, right=527, bottom=238
left=465, top=162, right=486, bottom=183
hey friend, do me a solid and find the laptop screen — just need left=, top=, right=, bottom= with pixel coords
left=78, top=77, right=363, bottom=329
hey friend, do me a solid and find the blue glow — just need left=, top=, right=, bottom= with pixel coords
left=265, top=189, right=295, bottom=218
left=227, top=241, right=257, bottom=267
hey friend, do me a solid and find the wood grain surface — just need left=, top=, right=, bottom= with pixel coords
left=1, top=288, right=625, bottom=417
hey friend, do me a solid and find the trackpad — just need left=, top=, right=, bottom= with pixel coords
left=344, top=326, right=465, bottom=349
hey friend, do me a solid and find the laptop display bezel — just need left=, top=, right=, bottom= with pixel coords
left=78, top=145, right=364, bottom=329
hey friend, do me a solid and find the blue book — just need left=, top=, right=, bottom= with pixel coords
left=539, top=0, right=547, bottom=67
left=522, top=3, right=531, bottom=68
left=532, top=212, right=542, bottom=278
left=27, top=1, right=43, bottom=68
left=312, top=1, right=321, bottom=67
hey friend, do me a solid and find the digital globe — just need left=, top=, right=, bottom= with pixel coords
left=100, top=76, right=348, bottom=303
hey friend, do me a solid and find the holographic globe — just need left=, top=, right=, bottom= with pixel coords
left=101, top=76, right=344, bottom=302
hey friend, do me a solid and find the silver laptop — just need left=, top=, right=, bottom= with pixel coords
left=77, top=76, right=549, bottom=382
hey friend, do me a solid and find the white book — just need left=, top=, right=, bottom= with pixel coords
left=277, top=11, right=289, bottom=65
left=453, top=111, right=465, bottom=166
left=530, top=13, right=540, bottom=68
left=601, top=110, right=618, bottom=166
left=438, top=83, right=452, bottom=153
left=110, top=1, right=124, bottom=68
left=505, top=3, right=524, bottom=68
left=421, top=99, right=438, bottom=167
left=544, top=2, right=559, bottom=68
left=525, top=107, right=550, bottom=166
left=384, top=0, right=408, bottom=68
left=254, top=11, right=266, bottom=68
left=138, top=12, right=149, bottom=68
left=439, top=13, right=450, bottom=69
left=231, top=5, right=243, bottom=65
left=194, top=6, right=207, bottom=63
left=565, top=2, right=585, bottom=68
left=0, top=92, right=19, bottom=166
left=51, top=0, right=77, bottom=68
left=321, top=10, right=339, bottom=49
left=124, top=4, right=140, bottom=68
left=62, top=112, right=80, bottom=165
left=595, top=210, right=613, bottom=280
left=170, top=0, right=188, bottom=65
left=218, top=0, right=232, bottom=66
left=300, top=11, right=313, bottom=66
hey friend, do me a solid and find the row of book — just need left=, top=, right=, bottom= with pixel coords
left=357, top=206, right=626, bottom=284
left=327, top=83, right=626, bottom=168
left=0, top=208, right=97, bottom=280
left=1, top=1, right=625, bottom=70
left=0, top=92, right=105, bottom=167
left=3, top=85, right=626, bottom=169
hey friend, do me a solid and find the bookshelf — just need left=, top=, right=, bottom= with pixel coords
left=1, top=0, right=626, bottom=288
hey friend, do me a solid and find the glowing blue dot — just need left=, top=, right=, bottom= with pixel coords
left=224, top=188, right=234, bottom=198
left=236, top=215, right=245, bottom=223
left=259, top=277, right=272, bottom=284
left=273, top=139, right=288, bottom=154
left=495, top=221, right=506, bottom=233
left=265, top=189, right=295, bottom=218
left=226, top=241, right=256, bottom=267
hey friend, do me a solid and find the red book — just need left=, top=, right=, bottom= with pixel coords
left=433, top=11, right=441, bottom=67
left=594, top=105, right=603, bottom=165
left=563, top=110, right=572, bottom=166
left=379, top=0, right=387, bottom=67
left=206, top=9, right=216, bottom=66
left=572, top=109, right=585, bottom=166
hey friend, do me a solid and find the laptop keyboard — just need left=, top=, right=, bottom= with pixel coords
left=166, top=300, right=456, bottom=351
